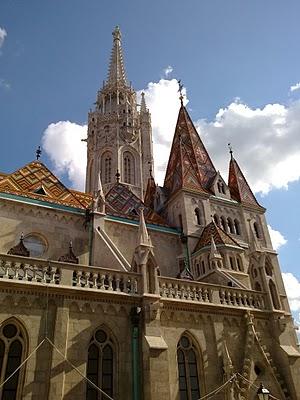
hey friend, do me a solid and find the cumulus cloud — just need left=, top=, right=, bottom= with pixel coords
left=163, top=65, right=173, bottom=77
left=282, top=273, right=300, bottom=312
left=267, top=225, right=287, bottom=251
left=290, top=82, right=300, bottom=93
left=0, top=27, right=7, bottom=48
left=42, top=121, right=87, bottom=190
left=195, top=100, right=300, bottom=194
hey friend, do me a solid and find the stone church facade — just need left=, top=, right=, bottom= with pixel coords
left=0, top=26, right=299, bottom=400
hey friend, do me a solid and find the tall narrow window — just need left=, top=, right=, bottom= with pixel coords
left=0, top=321, right=26, bottom=400
left=101, top=152, right=112, bottom=184
left=123, top=151, right=135, bottom=185
left=227, top=218, right=234, bottom=234
left=86, top=328, right=115, bottom=400
left=234, top=219, right=240, bottom=235
left=195, top=208, right=201, bottom=225
left=220, top=216, right=227, bottom=232
left=253, top=222, right=260, bottom=239
left=177, top=335, right=201, bottom=400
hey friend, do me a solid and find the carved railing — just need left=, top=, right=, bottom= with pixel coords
left=0, top=254, right=268, bottom=310
left=0, top=254, right=141, bottom=295
left=158, top=276, right=267, bottom=310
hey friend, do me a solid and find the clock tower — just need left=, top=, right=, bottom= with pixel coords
left=85, top=26, right=154, bottom=198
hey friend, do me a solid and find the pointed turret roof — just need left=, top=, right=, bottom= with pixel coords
left=164, top=105, right=217, bottom=197
left=228, top=155, right=262, bottom=208
left=106, top=26, right=128, bottom=87
left=193, top=221, right=241, bottom=253
left=137, top=207, right=152, bottom=247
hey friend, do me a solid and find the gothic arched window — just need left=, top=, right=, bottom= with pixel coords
left=194, top=208, right=202, bottom=225
left=101, top=152, right=112, bottom=184
left=86, top=328, right=115, bottom=400
left=123, top=151, right=135, bottom=185
left=227, top=218, right=234, bottom=234
left=0, top=320, right=27, bottom=399
left=234, top=219, right=241, bottom=235
left=220, top=216, right=227, bottom=232
left=253, top=222, right=260, bottom=239
left=177, top=335, right=201, bottom=400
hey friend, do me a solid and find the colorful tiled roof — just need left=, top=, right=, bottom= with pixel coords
left=164, top=105, right=217, bottom=197
left=228, top=156, right=262, bottom=208
left=193, top=221, right=241, bottom=253
left=0, top=161, right=92, bottom=209
left=105, top=182, right=168, bottom=226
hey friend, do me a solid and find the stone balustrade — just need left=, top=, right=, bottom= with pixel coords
left=0, top=254, right=267, bottom=310
left=158, top=276, right=267, bottom=310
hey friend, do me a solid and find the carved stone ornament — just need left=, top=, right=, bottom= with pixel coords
left=7, top=234, right=30, bottom=257
left=58, top=241, right=79, bottom=264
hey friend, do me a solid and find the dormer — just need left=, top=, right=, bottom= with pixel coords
left=210, top=171, right=231, bottom=199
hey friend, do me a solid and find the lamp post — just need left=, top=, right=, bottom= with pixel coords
left=257, top=383, right=270, bottom=400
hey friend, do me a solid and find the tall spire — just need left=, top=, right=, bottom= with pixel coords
left=164, top=104, right=217, bottom=196
left=106, top=26, right=128, bottom=87
left=228, top=155, right=262, bottom=208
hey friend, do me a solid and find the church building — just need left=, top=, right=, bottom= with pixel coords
left=0, top=26, right=299, bottom=400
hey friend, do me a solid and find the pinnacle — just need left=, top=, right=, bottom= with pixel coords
left=106, top=26, right=128, bottom=87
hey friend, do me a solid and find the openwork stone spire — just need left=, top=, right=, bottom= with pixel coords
left=106, top=26, right=128, bottom=87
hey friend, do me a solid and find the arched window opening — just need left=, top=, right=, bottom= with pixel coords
left=255, top=282, right=262, bottom=291
left=177, top=335, right=201, bottom=400
left=253, top=222, right=260, bottom=239
left=269, top=280, right=280, bottom=310
left=86, top=328, right=115, bottom=400
left=234, top=219, right=240, bottom=235
left=220, top=216, right=227, bottom=232
left=227, top=218, right=235, bottom=234
left=201, top=261, right=205, bottom=275
left=265, top=260, right=273, bottom=277
left=213, top=214, right=220, bottom=226
left=195, top=208, right=201, bottom=225
left=196, top=264, right=200, bottom=276
left=236, top=257, right=243, bottom=272
left=123, top=152, right=135, bottom=185
left=0, top=321, right=26, bottom=400
left=229, top=257, right=235, bottom=270
left=101, top=152, right=112, bottom=184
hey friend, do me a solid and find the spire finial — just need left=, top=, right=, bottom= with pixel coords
left=140, top=92, right=147, bottom=112
left=36, top=145, right=42, bottom=160
left=137, top=206, right=151, bottom=247
left=228, top=143, right=233, bottom=159
left=112, top=26, right=121, bottom=41
left=116, top=169, right=120, bottom=183
left=177, top=79, right=184, bottom=105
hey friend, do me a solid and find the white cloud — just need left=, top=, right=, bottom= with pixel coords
left=42, top=121, right=87, bottom=191
left=163, top=65, right=173, bottom=77
left=268, top=225, right=287, bottom=251
left=0, top=27, right=7, bottom=48
left=282, top=273, right=300, bottom=312
left=195, top=100, right=300, bottom=194
left=290, top=82, right=300, bottom=93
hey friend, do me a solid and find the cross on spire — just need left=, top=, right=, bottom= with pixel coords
left=177, top=79, right=184, bottom=105
left=36, top=146, right=42, bottom=160
left=228, top=143, right=233, bottom=159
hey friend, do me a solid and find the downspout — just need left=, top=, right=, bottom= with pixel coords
left=86, top=209, right=93, bottom=266
left=130, top=306, right=141, bottom=400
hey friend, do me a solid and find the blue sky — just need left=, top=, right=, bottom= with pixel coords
left=1, top=1, right=300, bottom=321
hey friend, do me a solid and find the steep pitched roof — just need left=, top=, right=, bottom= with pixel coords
left=228, top=156, right=262, bottom=208
left=144, top=174, right=156, bottom=209
left=164, top=105, right=217, bottom=197
left=0, top=161, right=92, bottom=209
left=193, top=221, right=241, bottom=253
left=105, top=182, right=168, bottom=226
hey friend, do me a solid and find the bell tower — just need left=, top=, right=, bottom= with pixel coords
left=85, top=26, right=154, bottom=198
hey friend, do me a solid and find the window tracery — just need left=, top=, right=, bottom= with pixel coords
left=86, top=328, right=115, bottom=400
left=123, top=151, right=135, bottom=184
left=177, top=335, right=201, bottom=400
left=0, top=320, right=26, bottom=400
left=101, top=152, right=112, bottom=184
